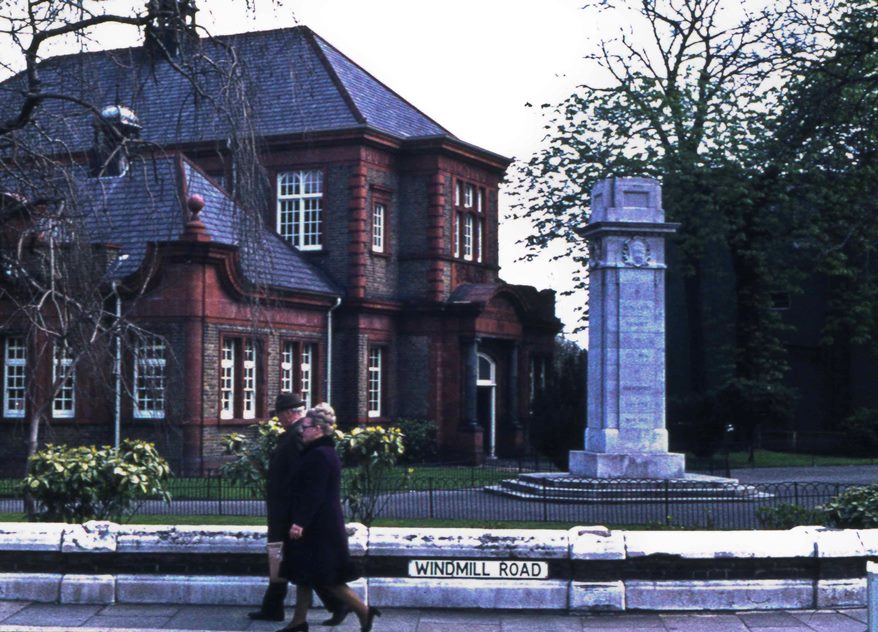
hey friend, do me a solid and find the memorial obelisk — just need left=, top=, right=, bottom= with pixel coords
left=568, top=176, right=686, bottom=479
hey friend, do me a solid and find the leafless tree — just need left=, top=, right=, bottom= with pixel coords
left=0, top=0, right=283, bottom=497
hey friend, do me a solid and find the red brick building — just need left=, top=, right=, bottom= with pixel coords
left=0, top=24, right=559, bottom=473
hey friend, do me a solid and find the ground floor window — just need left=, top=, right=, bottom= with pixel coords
left=52, top=342, right=75, bottom=418
left=3, top=336, right=26, bottom=418
left=134, top=335, right=166, bottom=419
left=220, top=336, right=262, bottom=420
left=367, top=346, right=383, bottom=418
left=280, top=340, right=317, bottom=408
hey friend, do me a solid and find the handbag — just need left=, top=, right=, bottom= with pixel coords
left=267, top=541, right=285, bottom=582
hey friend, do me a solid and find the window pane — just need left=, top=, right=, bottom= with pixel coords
left=242, top=339, right=257, bottom=420
left=4, top=337, right=26, bottom=418
left=281, top=341, right=295, bottom=394
left=372, top=203, right=385, bottom=252
left=463, top=215, right=473, bottom=260
left=134, top=335, right=166, bottom=419
left=52, top=342, right=75, bottom=418
left=276, top=170, right=323, bottom=250
left=368, top=347, right=382, bottom=417
left=301, top=343, right=314, bottom=409
left=220, top=340, right=235, bottom=419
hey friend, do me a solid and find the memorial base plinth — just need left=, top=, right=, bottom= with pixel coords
left=568, top=450, right=686, bottom=479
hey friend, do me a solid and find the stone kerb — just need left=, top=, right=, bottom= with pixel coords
left=0, top=523, right=875, bottom=612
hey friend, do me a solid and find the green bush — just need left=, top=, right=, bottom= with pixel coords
left=395, top=418, right=438, bottom=463
left=756, top=503, right=824, bottom=529
left=821, top=484, right=878, bottom=528
left=335, top=425, right=408, bottom=525
left=22, top=440, right=171, bottom=523
left=220, top=418, right=284, bottom=498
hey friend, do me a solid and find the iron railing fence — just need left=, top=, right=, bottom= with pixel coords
left=0, top=475, right=865, bottom=530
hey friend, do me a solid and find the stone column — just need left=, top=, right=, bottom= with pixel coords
left=508, top=344, right=519, bottom=430
left=568, top=177, right=685, bottom=479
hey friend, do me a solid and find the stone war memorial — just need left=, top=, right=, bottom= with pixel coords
left=569, top=176, right=686, bottom=480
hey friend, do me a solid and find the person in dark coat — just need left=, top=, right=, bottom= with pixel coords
left=278, top=403, right=380, bottom=632
left=248, top=393, right=348, bottom=626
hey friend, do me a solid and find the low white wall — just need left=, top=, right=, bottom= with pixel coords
left=0, top=521, right=875, bottom=612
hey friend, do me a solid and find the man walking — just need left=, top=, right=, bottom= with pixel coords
left=248, top=392, right=349, bottom=625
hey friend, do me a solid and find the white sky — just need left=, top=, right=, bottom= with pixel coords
left=7, top=0, right=603, bottom=346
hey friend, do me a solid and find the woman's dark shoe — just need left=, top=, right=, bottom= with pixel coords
left=361, top=606, right=381, bottom=632
left=320, top=607, right=351, bottom=626
left=276, top=622, right=308, bottom=632
left=249, top=609, right=284, bottom=621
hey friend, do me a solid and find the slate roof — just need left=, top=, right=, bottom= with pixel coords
left=0, top=26, right=452, bottom=153
left=62, top=155, right=337, bottom=296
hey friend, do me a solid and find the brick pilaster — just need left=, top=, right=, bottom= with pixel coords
left=428, top=173, right=446, bottom=301
left=348, top=164, right=368, bottom=299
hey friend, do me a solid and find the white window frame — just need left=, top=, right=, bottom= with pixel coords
left=476, top=219, right=483, bottom=263
left=220, top=339, right=235, bottom=420
left=281, top=341, right=295, bottom=394
left=301, top=343, right=315, bottom=409
left=3, top=337, right=26, bottom=418
left=477, top=188, right=485, bottom=213
left=52, top=342, right=75, bottom=418
left=367, top=347, right=383, bottom=418
left=463, top=215, right=474, bottom=261
left=464, top=183, right=474, bottom=208
left=276, top=170, right=323, bottom=251
left=372, top=202, right=385, bottom=253
left=134, top=335, right=166, bottom=419
left=242, top=339, right=257, bottom=420
left=452, top=212, right=460, bottom=258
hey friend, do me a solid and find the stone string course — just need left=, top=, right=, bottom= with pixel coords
left=0, top=522, right=875, bottom=612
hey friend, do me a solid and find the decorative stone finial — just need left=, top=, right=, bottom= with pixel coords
left=187, top=193, right=205, bottom=217
left=182, top=193, right=210, bottom=242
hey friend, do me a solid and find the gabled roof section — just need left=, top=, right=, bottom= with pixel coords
left=307, top=30, right=451, bottom=139
left=59, top=156, right=337, bottom=296
left=0, top=26, right=454, bottom=152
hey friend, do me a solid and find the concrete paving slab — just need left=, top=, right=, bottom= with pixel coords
left=91, top=605, right=175, bottom=617
left=660, top=613, right=749, bottom=631
left=0, top=603, right=28, bottom=623
left=165, top=605, right=252, bottom=631
left=501, top=613, right=584, bottom=632
left=580, top=613, right=666, bottom=628
left=1, top=604, right=99, bottom=627
left=738, top=611, right=813, bottom=628
left=788, top=611, right=868, bottom=632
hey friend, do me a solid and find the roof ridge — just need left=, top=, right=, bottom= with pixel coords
left=302, top=27, right=366, bottom=126
left=308, top=31, right=454, bottom=138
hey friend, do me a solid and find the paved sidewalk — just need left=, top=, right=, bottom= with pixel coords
left=0, top=603, right=869, bottom=632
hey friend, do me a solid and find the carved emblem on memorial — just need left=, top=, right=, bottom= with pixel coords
left=622, top=238, right=651, bottom=267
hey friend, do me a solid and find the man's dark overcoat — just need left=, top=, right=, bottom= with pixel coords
left=280, top=434, right=355, bottom=586
left=265, top=427, right=302, bottom=541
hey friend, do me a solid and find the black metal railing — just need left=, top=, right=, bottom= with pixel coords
left=0, top=473, right=863, bottom=530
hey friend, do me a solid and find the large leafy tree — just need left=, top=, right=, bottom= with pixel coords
left=511, top=0, right=848, bottom=449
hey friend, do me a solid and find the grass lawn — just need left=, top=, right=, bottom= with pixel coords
left=165, top=466, right=514, bottom=500
left=724, top=449, right=876, bottom=469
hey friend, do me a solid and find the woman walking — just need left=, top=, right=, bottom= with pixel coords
left=277, top=403, right=380, bottom=632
